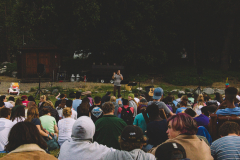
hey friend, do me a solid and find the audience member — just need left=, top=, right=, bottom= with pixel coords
left=28, top=95, right=36, bottom=103
left=128, top=93, right=138, bottom=117
left=55, top=94, right=65, bottom=108
left=0, top=95, right=13, bottom=109
left=117, top=98, right=134, bottom=125
left=0, top=108, right=15, bottom=152
left=175, top=96, right=190, bottom=114
left=196, top=126, right=212, bottom=145
left=77, top=97, right=90, bottom=118
left=211, top=121, right=240, bottom=160
left=42, top=100, right=60, bottom=123
left=7, top=96, right=15, bottom=107
left=2, top=122, right=57, bottom=160
left=204, top=94, right=211, bottom=103
left=163, top=95, right=176, bottom=113
left=187, top=93, right=194, bottom=104
left=25, top=101, right=36, bottom=118
left=94, top=102, right=127, bottom=149
left=216, top=87, right=240, bottom=115
left=149, top=113, right=213, bottom=160
left=39, top=108, right=58, bottom=138
left=15, top=98, right=22, bottom=106
left=193, top=94, right=205, bottom=115
left=103, top=125, right=155, bottom=160
left=134, top=93, right=140, bottom=104
left=21, top=95, right=29, bottom=107
left=11, top=100, right=25, bottom=119
left=59, top=116, right=115, bottom=160
left=175, top=93, right=183, bottom=103
left=58, top=107, right=75, bottom=146
left=0, top=101, right=5, bottom=109
left=65, top=100, right=77, bottom=120
left=101, top=91, right=111, bottom=105
left=116, top=94, right=123, bottom=104
left=137, top=98, right=147, bottom=114
left=72, top=91, right=82, bottom=112
left=214, top=92, right=223, bottom=105
left=89, top=96, right=103, bottom=123
left=194, top=106, right=209, bottom=129
left=146, top=103, right=168, bottom=148
left=10, top=106, right=25, bottom=124
left=56, top=99, right=66, bottom=119
left=148, top=87, right=174, bottom=116
left=86, top=91, right=94, bottom=106
left=133, top=105, right=148, bottom=134
left=184, top=108, right=197, bottom=117
left=38, top=95, right=46, bottom=110
left=155, top=142, right=188, bottom=160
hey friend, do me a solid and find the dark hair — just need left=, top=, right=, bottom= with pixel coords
left=214, top=93, right=223, bottom=103
left=82, top=97, right=90, bottom=104
left=106, top=91, right=111, bottom=96
left=203, top=94, right=211, bottom=102
left=167, top=113, right=198, bottom=135
left=184, top=108, right=196, bottom=117
left=15, top=98, right=22, bottom=105
left=102, top=102, right=115, bottom=114
left=178, top=94, right=183, bottom=98
left=0, top=95, right=6, bottom=102
left=42, top=108, right=51, bottom=115
left=166, top=96, right=173, bottom=103
left=28, top=96, right=35, bottom=102
left=60, top=94, right=65, bottom=99
left=94, top=96, right=101, bottom=104
left=208, top=104, right=218, bottom=113
left=122, top=98, right=128, bottom=105
left=219, top=121, right=240, bottom=136
left=8, top=96, right=15, bottom=102
left=225, top=87, right=238, bottom=102
left=5, top=122, right=48, bottom=151
left=0, top=101, right=5, bottom=107
left=0, top=108, right=11, bottom=118
left=76, top=92, right=81, bottom=99
left=10, top=106, right=25, bottom=121
left=201, top=106, right=209, bottom=116
left=59, top=99, right=66, bottom=109
left=180, top=96, right=188, bottom=107
left=78, top=98, right=90, bottom=115
left=146, top=103, right=159, bottom=119
left=118, top=94, right=122, bottom=98
left=134, top=93, right=138, bottom=97
left=66, top=100, right=73, bottom=107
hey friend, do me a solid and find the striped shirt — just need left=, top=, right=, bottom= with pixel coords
left=211, top=136, right=240, bottom=160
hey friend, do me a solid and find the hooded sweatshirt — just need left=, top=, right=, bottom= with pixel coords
left=103, top=149, right=156, bottom=160
left=58, top=116, right=115, bottom=160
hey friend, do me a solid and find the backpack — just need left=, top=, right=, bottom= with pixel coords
left=121, top=107, right=133, bottom=125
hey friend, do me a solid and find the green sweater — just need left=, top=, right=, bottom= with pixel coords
left=94, top=115, right=127, bottom=150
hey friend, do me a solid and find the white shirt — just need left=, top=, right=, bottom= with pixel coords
left=58, top=118, right=76, bottom=146
left=134, top=98, right=140, bottom=104
left=0, top=118, right=15, bottom=151
left=71, top=108, right=77, bottom=120
left=12, top=117, right=26, bottom=125
left=4, top=102, right=13, bottom=109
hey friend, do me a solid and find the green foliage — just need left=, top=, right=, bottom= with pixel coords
left=0, top=62, right=17, bottom=76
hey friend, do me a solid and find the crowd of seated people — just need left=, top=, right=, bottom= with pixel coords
left=0, top=86, right=240, bottom=159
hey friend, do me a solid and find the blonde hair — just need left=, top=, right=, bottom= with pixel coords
left=193, top=94, right=204, bottom=111
left=43, top=100, right=54, bottom=108
left=25, top=107, right=39, bottom=122
left=110, top=96, right=116, bottom=102
left=63, top=107, right=72, bottom=117
left=40, top=95, right=46, bottom=101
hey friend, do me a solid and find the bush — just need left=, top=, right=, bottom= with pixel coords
left=0, top=62, right=17, bottom=77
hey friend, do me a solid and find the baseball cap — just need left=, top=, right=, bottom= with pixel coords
left=153, top=87, right=163, bottom=100
left=21, top=95, right=28, bottom=100
left=140, top=98, right=147, bottom=102
left=155, top=142, right=186, bottom=160
left=121, top=126, right=146, bottom=143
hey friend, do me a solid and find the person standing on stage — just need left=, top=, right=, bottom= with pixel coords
left=112, top=70, right=123, bottom=97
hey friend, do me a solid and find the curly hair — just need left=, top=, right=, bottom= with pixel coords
left=43, top=100, right=54, bottom=108
left=101, top=102, right=115, bottom=114
left=219, top=121, right=240, bottom=136
left=119, top=136, right=147, bottom=151
left=63, top=107, right=72, bottom=117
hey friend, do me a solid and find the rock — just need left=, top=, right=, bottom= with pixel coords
left=215, top=89, right=225, bottom=95
left=203, top=88, right=214, bottom=94
left=52, top=89, right=58, bottom=94
left=137, top=87, right=143, bottom=90
left=178, top=91, right=185, bottom=94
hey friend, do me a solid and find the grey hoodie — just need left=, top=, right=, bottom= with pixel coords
left=58, top=116, right=115, bottom=160
left=103, top=149, right=156, bottom=160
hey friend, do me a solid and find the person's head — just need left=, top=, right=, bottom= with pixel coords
left=40, top=95, right=46, bottom=102
left=155, top=142, right=187, bottom=160
left=27, top=101, right=36, bottom=108
left=60, top=94, right=65, bottom=99
left=134, top=93, right=138, bottom=98
left=201, top=106, right=209, bottom=116
left=82, top=97, right=90, bottom=104
left=66, top=100, right=73, bottom=108
left=26, top=107, right=39, bottom=122
left=5, top=122, right=47, bottom=152
left=166, top=95, right=173, bottom=103
left=94, top=96, right=101, bottom=104
left=197, top=94, right=204, bottom=105
left=118, top=94, right=122, bottom=98
left=59, top=99, right=67, bottom=108
left=106, top=91, right=111, bottom=96
left=101, top=102, right=115, bottom=114
left=153, top=87, right=163, bottom=100
left=167, top=113, right=198, bottom=139
left=122, top=98, right=128, bottom=105
left=178, top=93, right=183, bottom=98
left=184, top=108, right=197, bottom=117
left=15, top=98, right=22, bottom=105
left=208, top=104, right=218, bottom=114
left=10, top=106, right=25, bottom=121
left=63, top=107, right=72, bottom=118
left=139, top=98, right=147, bottom=105
left=0, top=95, right=7, bottom=102
left=187, top=93, right=192, bottom=98
left=139, top=94, right=145, bottom=100
left=117, top=70, right=120, bottom=74
left=110, top=96, right=116, bottom=102
left=203, top=94, right=211, bottom=102
left=119, top=125, right=146, bottom=151
left=0, top=108, right=11, bottom=119
left=42, top=108, right=51, bottom=115
left=43, top=100, right=54, bottom=108
left=8, top=96, right=15, bottom=102
left=21, top=95, right=28, bottom=101
left=128, top=93, right=134, bottom=101
left=146, top=103, right=160, bottom=120
left=79, top=98, right=90, bottom=116
left=180, top=96, right=188, bottom=107
left=28, top=96, right=35, bottom=102
left=225, top=87, right=238, bottom=103
left=76, top=91, right=82, bottom=99
left=71, top=116, right=95, bottom=141
left=0, top=101, right=5, bottom=109
left=215, top=92, right=223, bottom=103
left=219, top=121, right=240, bottom=137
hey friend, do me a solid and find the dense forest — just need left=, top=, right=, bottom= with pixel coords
left=1, top=0, right=240, bottom=73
